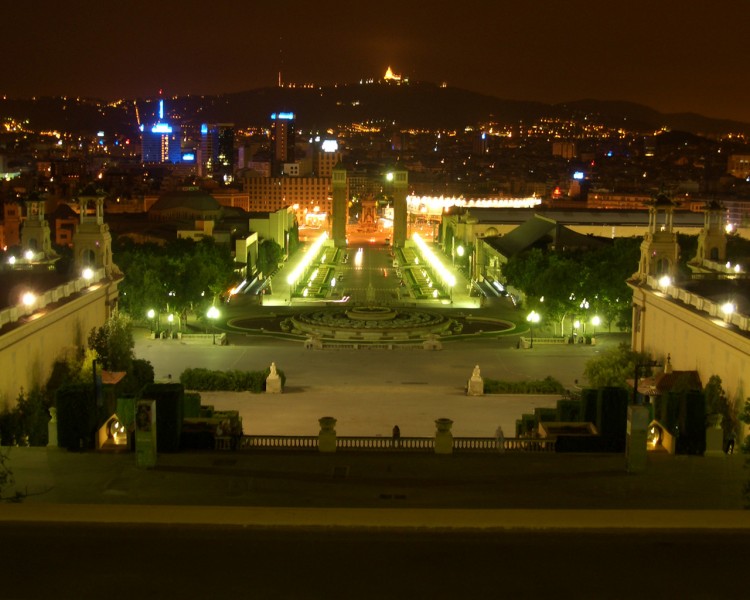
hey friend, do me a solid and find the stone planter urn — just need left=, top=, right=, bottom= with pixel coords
left=706, top=413, right=723, bottom=429
left=434, top=418, right=454, bottom=455
left=318, top=416, right=337, bottom=453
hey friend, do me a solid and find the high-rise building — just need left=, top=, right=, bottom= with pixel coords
left=140, top=99, right=182, bottom=164
left=271, top=112, right=295, bottom=173
left=316, top=139, right=342, bottom=178
left=200, top=123, right=235, bottom=182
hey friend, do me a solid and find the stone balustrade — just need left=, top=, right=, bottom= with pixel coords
left=519, top=336, right=569, bottom=348
left=0, top=267, right=107, bottom=328
left=237, top=435, right=556, bottom=453
left=648, top=274, right=750, bottom=333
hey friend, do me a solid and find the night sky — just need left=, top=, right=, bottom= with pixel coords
left=5, top=0, right=750, bottom=123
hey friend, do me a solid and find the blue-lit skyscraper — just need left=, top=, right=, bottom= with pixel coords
left=140, top=99, right=182, bottom=164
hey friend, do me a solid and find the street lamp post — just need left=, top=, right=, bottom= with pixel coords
left=207, top=306, right=220, bottom=345
left=591, top=315, right=601, bottom=338
left=527, top=310, right=540, bottom=348
left=632, top=359, right=661, bottom=405
left=147, top=309, right=156, bottom=334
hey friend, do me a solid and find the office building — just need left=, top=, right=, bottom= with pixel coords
left=271, top=112, right=295, bottom=173
left=200, top=123, right=235, bottom=182
left=140, top=99, right=182, bottom=164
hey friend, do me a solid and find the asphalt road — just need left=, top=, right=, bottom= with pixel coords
left=4, top=523, right=749, bottom=599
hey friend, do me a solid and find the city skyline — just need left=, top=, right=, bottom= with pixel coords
left=4, top=1, right=750, bottom=124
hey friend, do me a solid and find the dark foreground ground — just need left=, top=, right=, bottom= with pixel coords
left=3, top=523, right=750, bottom=600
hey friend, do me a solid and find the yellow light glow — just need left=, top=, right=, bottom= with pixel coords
left=286, top=232, right=329, bottom=284
left=22, top=291, right=36, bottom=307
left=412, top=233, right=456, bottom=287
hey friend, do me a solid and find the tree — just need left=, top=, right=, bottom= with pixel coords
left=113, top=237, right=237, bottom=321
left=88, top=312, right=135, bottom=372
left=257, top=240, right=283, bottom=278
left=583, top=343, right=652, bottom=389
left=287, top=221, right=300, bottom=255
left=0, top=448, right=16, bottom=501
left=704, top=375, right=737, bottom=438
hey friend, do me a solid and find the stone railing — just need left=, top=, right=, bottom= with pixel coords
left=454, top=437, right=556, bottom=452
left=519, top=336, right=569, bottom=348
left=0, top=267, right=107, bottom=329
left=240, top=435, right=318, bottom=450
left=237, top=435, right=555, bottom=453
left=313, top=341, right=427, bottom=351
left=648, top=275, right=750, bottom=333
left=337, top=436, right=434, bottom=451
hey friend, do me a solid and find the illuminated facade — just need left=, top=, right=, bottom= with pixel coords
left=316, top=140, right=342, bottom=178
left=244, top=176, right=332, bottom=221
left=140, top=99, right=181, bottom=164
left=727, top=154, right=750, bottom=179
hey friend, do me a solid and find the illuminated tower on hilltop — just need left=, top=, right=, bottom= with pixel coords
left=140, top=98, right=182, bottom=164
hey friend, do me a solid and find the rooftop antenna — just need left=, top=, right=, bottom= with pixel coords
left=278, top=36, right=283, bottom=87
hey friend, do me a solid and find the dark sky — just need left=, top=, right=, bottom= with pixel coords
left=5, top=0, right=750, bottom=123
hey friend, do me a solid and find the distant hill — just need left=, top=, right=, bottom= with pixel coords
left=555, top=99, right=750, bottom=136
left=2, top=83, right=749, bottom=137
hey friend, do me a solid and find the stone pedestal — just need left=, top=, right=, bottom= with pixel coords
left=423, top=335, right=442, bottom=351
left=304, top=336, right=323, bottom=350
left=434, top=418, right=454, bottom=455
left=318, top=416, right=337, bottom=453
left=705, top=427, right=724, bottom=457
left=625, top=405, right=649, bottom=473
left=266, top=362, right=282, bottom=394
left=47, top=407, right=58, bottom=448
left=466, top=365, right=483, bottom=396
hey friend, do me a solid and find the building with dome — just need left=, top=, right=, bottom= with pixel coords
left=148, top=187, right=223, bottom=222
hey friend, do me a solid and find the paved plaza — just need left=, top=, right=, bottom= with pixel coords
left=134, top=327, right=622, bottom=438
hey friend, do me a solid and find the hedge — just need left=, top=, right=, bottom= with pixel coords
left=180, top=367, right=286, bottom=393
left=484, top=375, right=565, bottom=395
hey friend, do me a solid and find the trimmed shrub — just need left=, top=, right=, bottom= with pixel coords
left=598, top=386, right=629, bottom=451
left=581, top=388, right=599, bottom=424
left=484, top=376, right=565, bottom=394
left=535, top=407, right=558, bottom=424
left=516, top=413, right=536, bottom=437
left=183, top=393, right=202, bottom=418
left=140, top=383, right=184, bottom=453
left=56, top=383, right=97, bottom=451
left=556, top=399, right=582, bottom=422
